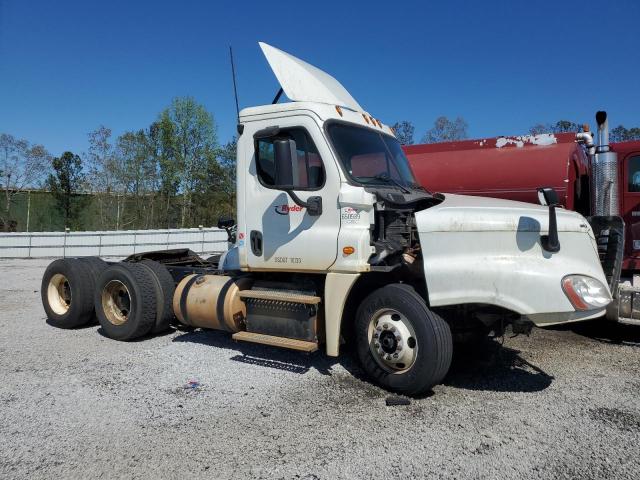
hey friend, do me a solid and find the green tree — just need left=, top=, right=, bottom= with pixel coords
left=157, top=97, right=219, bottom=227
left=610, top=125, right=640, bottom=142
left=115, top=129, right=159, bottom=229
left=391, top=121, right=415, bottom=145
left=529, top=120, right=581, bottom=135
left=47, top=152, right=85, bottom=228
left=421, top=116, right=468, bottom=144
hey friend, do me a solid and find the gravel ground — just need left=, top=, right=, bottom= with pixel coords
left=1, top=258, right=639, bottom=479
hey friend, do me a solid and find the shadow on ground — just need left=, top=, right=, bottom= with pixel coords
left=444, top=339, right=553, bottom=393
left=552, top=319, right=640, bottom=347
left=173, top=329, right=553, bottom=395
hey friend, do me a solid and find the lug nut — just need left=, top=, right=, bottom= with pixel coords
left=373, top=333, right=379, bottom=339
left=389, top=325, right=396, bottom=332
left=374, top=342, right=380, bottom=348
left=393, top=353, right=399, bottom=358
left=383, top=324, right=388, bottom=330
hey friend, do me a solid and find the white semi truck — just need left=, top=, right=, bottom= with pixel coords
left=41, top=43, right=612, bottom=395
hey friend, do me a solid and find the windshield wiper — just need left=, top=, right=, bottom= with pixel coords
left=373, top=173, right=411, bottom=194
left=408, top=181, right=430, bottom=193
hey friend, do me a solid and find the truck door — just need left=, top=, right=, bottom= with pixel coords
left=243, top=116, right=340, bottom=271
left=622, top=150, right=640, bottom=263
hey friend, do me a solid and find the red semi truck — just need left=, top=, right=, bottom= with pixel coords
left=404, top=112, right=640, bottom=325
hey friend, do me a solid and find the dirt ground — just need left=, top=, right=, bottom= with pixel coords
left=1, top=259, right=639, bottom=479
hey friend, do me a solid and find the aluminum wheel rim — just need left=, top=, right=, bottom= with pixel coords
left=102, top=280, right=132, bottom=326
left=367, top=308, right=418, bottom=374
left=47, top=273, right=71, bottom=315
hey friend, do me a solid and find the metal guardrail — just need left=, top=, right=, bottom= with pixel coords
left=0, top=227, right=229, bottom=258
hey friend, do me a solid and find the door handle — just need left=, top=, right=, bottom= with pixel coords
left=250, top=230, right=263, bottom=256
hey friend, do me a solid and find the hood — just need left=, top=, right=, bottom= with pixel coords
left=416, top=194, right=591, bottom=234
left=259, top=42, right=363, bottom=111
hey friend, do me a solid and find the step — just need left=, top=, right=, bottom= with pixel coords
left=239, top=289, right=321, bottom=305
left=232, top=331, right=318, bottom=352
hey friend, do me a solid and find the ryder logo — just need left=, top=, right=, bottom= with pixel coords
left=275, top=204, right=304, bottom=215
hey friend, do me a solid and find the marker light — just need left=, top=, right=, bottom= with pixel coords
left=343, top=246, right=355, bottom=255
left=335, top=105, right=343, bottom=117
left=561, top=275, right=611, bottom=311
left=362, top=114, right=370, bottom=124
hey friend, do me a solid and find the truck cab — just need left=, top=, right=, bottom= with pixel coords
left=615, top=140, right=640, bottom=269
left=41, top=43, right=613, bottom=396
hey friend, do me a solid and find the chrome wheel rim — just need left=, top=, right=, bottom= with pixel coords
left=102, top=280, right=131, bottom=326
left=48, top=274, right=71, bottom=315
left=367, top=308, right=418, bottom=374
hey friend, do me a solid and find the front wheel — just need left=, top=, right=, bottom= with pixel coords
left=355, top=284, right=452, bottom=396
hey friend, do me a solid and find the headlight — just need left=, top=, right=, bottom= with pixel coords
left=562, top=275, right=611, bottom=311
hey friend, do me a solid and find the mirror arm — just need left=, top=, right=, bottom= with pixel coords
left=285, top=190, right=322, bottom=216
left=541, top=204, right=560, bottom=253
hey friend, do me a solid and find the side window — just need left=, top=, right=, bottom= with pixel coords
left=628, top=155, right=640, bottom=192
left=256, top=128, right=325, bottom=189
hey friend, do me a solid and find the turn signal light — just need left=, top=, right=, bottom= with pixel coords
left=343, top=246, right=355, bottom=255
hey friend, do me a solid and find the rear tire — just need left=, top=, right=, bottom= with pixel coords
left=94, top=263, right=157, bottom=341
left=41, top=258, right=97, bottom=328
left=139, top=260, right=176, bottom=333
left=355, top=283, right=453, bottom=396
left=79, top=256, right=109, bottom=282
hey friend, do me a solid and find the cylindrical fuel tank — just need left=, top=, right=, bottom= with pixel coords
left=173, top=274, right=251, bottom=331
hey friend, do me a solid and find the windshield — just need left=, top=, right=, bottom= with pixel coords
left=327, top=123, right=417, bottom=188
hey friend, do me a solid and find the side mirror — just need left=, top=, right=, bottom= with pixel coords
left=273, top=138, right=297, bottom=189
left=272, top=137, right=322, bottom=217
left=536, top=187, right=560, bottom=253
left=537, top=186, right=559, bottom=206
left=217, top=216, right=235, bottom=229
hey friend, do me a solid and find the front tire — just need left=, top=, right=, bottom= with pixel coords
left=355, top=284, right=452, bottom=396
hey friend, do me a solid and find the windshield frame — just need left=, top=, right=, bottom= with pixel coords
left=323, top=119, right=419, bottom=190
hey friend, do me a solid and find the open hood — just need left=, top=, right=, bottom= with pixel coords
left=259, top=42, right=363, bottom=111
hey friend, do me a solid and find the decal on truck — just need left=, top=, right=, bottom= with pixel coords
left=275, top=204, right=305, bottom=215
left=341, top=207, right=361, bottom=223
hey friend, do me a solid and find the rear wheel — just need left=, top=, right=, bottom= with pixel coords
left=355, top=284, right=453, bottom=396
left=80, top=256, right=109, bottom=282
left=94, top=263, right=157, bottom=341
left=41, top=258, right=97, bottom=328
left=139, top=260, right=176, bottom=333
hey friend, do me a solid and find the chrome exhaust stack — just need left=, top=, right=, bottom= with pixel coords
left=591, top=111, right=619, bottom=216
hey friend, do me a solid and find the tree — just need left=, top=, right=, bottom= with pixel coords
left=610, top=125, right=640, bottom=143
left=0, top=133, right=51, bottom=231
left=421, top=116, right=468, bottom=144
left=391, top=121, right=415, bottom=145
left=529, top=120, right=581, bottom=135
left=86, top=126, right=119, bottom=229
left=47, top=152, right=84, bottom=228
left=115, top=129, right=159, bottom=229
left=157, top=97, right=219, bottom=227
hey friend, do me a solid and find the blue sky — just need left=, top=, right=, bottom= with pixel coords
left=1, top=0, right=639, bottom=156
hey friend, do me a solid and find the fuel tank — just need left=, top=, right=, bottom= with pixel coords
left=173, top=274, right=252, bottom=331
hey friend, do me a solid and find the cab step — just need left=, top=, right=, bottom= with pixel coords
left=239, top=289, right=321, bottom=305
left=232, top=331, right=318, bottom=352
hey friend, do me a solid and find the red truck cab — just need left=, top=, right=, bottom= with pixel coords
left=404, top=135, right=640, bottom=270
